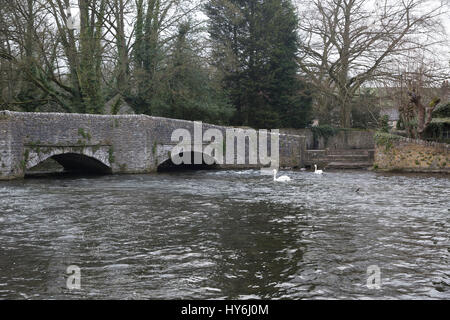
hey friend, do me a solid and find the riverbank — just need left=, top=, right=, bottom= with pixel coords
left=374, top=132, right=450, bottom=174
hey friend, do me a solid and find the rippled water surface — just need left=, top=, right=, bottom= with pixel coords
left=0, top=170, right=448, bottom=299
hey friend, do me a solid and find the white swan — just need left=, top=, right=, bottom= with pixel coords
left=273, top=169, right=291, bottom=182
left=314, top=164, right=323, bottom=175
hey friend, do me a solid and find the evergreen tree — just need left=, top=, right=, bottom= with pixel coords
left=205, top=0, right=312, bottom=129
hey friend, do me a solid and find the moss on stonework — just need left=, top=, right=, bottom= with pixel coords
left=92, top=145, right=101, bottom=153
left=28, top=141, right=42, bottom=154
left=20, top=149, right=30, bottom=170
left=78, top=128, right=92, bottom=141
left=374, top=132, right=401, bottom=151
left=311, top=125, right=338, bottom=145
left=109, top=147, right=115, bottom=164
left=152, top=141, right=157, bottom=155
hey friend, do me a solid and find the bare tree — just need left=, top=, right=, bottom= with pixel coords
left=0, top=0, right=204, bottom=114
left=111, top=0, right=131, bottom=96
left=43, top=0, right=107, bottom=113
left=99, top=0, right=201, bottom=112
left=296, top=0, right=448, bottom=128
left=131, top=0, right=201, bottom=112
left=395, top=56, right=449, bottom=138
left=0, top=0, right=64, bottom=110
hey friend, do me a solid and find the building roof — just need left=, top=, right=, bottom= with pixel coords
left=380, top=108, right=400, bottom=121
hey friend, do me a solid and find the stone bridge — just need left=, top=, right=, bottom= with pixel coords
left=0, top=111, right=306, bottom=180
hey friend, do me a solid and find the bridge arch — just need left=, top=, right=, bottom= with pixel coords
left=25, top=145, right=112, bottom=175
left=157, top=151, right=218, bottom=172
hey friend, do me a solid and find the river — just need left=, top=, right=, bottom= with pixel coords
left=0, top=170, right=448, bottom=299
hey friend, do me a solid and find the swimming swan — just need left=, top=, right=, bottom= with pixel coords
left=273, top=169, right=291, bottom=182
left=314, top=164, right=323, bottom=175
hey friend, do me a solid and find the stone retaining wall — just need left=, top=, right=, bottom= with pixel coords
left=280, top=128, right=374, bottom=150
left=374, top=134, right=450, bottom=173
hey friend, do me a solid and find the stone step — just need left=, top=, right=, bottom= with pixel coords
left=326, top=154, right=370, bottom=161
left=326, top=149, right=374, bottom=155
left=326, top=158, right=371, bottom=164
left=325, top=162, right=373, bottom=169
left=305, top=149, right=375, bottom=169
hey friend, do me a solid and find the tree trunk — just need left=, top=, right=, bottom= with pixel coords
left=114, top=0, right=129, bottom=96
left=409, top=90, right=440, bottom=139
left=78, top=0, right=104, bottom=114
left=340, top=99, right=352, bottom=128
